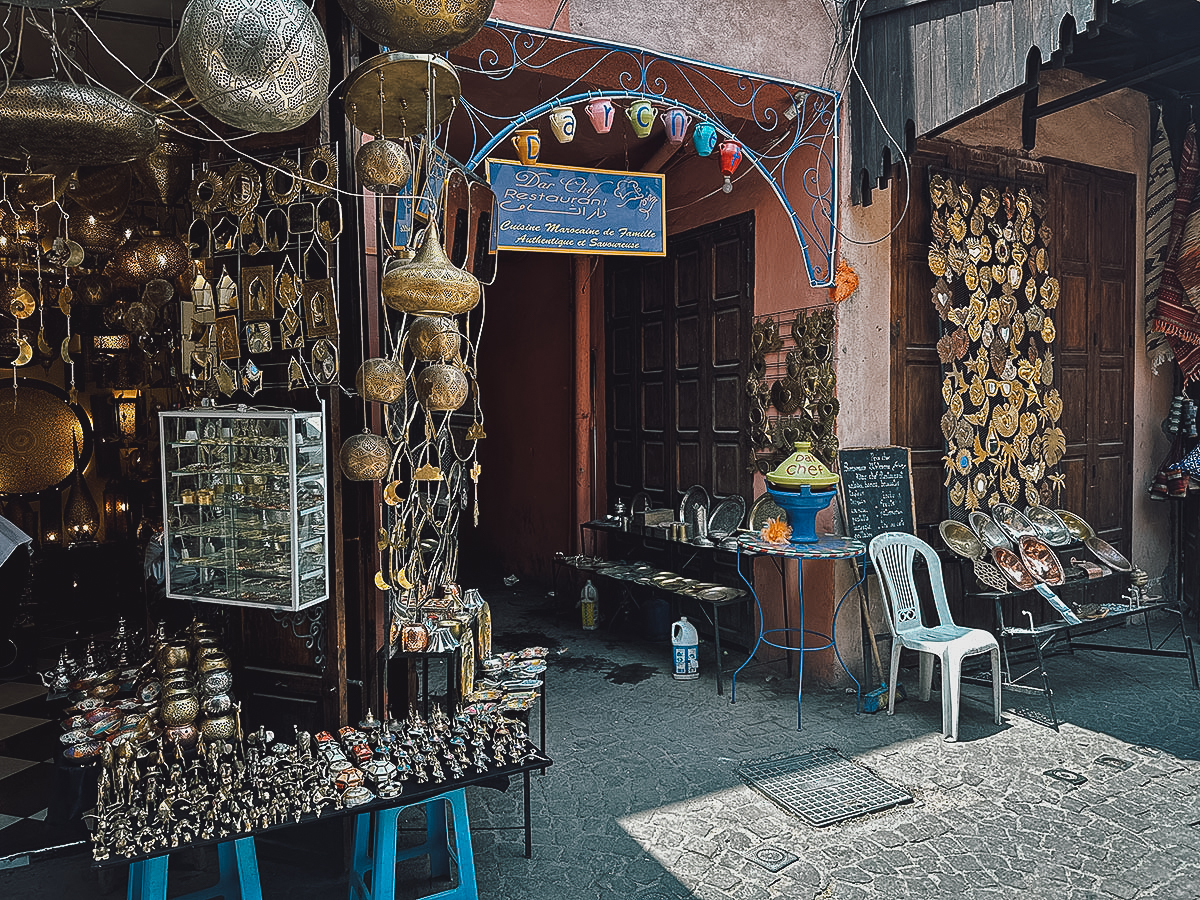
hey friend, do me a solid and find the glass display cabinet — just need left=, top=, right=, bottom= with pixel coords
left=160, top=407, right=328, bottom=611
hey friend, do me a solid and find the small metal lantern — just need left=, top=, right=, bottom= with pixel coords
left=335, top=0, right=495, bottom=54
left=338, top=430, right=392, bottom=481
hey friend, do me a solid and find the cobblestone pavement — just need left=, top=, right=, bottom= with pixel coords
left=3, top=589, right=1198, bottom=899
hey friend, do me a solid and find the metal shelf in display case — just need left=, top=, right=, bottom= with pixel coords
left=159, top=405, right=328, bottom=611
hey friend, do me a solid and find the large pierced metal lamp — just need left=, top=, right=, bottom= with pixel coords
left=63, top=439, right=99, bottom=544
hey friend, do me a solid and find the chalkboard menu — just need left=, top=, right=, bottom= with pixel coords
left=837, top=446, right=916, bottom=544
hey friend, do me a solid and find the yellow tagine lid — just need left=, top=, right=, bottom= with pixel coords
left=766, top=441, right=839, bottom=490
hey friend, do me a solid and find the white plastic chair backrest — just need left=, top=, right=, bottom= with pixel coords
left=868, top=532, right=956, bottom=637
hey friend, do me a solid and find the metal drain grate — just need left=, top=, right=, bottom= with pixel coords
left=748, top=845, right=799, bottom=872
left=738, top=748, right=912, bottom=827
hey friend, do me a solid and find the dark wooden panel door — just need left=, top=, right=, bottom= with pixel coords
left=607, top=213, right=754, bottom=509
left=1051, top=165, right=1136, bottom=550
left=893, top=142, right=1134, bottom=555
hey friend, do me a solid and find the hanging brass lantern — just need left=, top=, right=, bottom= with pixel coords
left=339, top=431, right=392, bottom=481
left=0, top=79, right=158, bottom=166
left=406, top=315, right=461, bottom=361
left=354, top=139, right=412, bottom=195
left=381, top=223, right=480, bottom=317
left=3, top=1, right=104, bottom=7
left=76, top=273, right=113, bottom=307
left=355, top=358, right=406, bottom=404
left=73, top=214, right=121, bottom=255
left=132, top=126, right=196, bottom=206
left=110, top=231, right=189, bottom=284
left=335, top=0, right=495, bottom=54
left=63, top=466, right=99, bottom=544
left=415, top=362, right=468, bottom=412
left=179, top=0, right=331, bottom=134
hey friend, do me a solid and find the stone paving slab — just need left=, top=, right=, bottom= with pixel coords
left=2, top=590, right=1197, bottom=899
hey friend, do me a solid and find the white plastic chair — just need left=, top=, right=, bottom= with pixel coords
left=868, top=532, right=1001, bottom=741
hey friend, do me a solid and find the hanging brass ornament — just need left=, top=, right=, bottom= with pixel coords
left=335, top=0, right=494, bottom=55
left=381, top=222, right=480, bottom=316
left=415, top=362, right=469, bottom=412
left=354, top=139, right=412, bottom=194
left=131, top=127, right=195, bottom=206
left=339, top=430, right=392, bottom=481
left=406, top=315, right=461, bottom=361
left=0, top=79, right=158, bottom=166
left=178, top=0, right=330, bottom=134
left=356, top=357, right=406, bottom=404
left=109, top=231, right=189, bottom=284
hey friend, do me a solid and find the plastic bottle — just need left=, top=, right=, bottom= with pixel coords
left=671, top=617, right=699, bottom=680
left=580, top=580, right=598, bottom=630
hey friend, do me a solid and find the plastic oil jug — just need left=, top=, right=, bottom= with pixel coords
left=671, top=617, right=699, bottom=680
left=580, top=580, right=598, bottom=630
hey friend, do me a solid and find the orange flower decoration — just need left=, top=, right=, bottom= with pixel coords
left=760, top=516, right=792, bottom=545
left=828, top=258, right=859, bottom=303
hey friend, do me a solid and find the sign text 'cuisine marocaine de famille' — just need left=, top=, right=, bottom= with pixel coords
left=485, top=160, right=665, bottom=256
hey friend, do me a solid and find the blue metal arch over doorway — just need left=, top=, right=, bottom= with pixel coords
left=451, top=22, right=840, bottom=287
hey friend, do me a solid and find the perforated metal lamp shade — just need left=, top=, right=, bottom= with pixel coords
left=64, top=468, right=99, bottom=544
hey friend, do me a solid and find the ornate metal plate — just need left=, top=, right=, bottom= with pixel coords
left=678, top=485, right=710, bottom=533
left=1085, top=536, right=1131, bottom=573
left=748, top=493, right=787, bottom=531
left=1025, top=505, right=1071, bottom=546
left=991, top=503, right=1038, bottom=541
left=343, top=52, right=462, bottom=139
left=990, top=547, right=1035, bottom=591
left=1018, top=535, right=1065, bottom=586
left=707, top=495, right=747, bottom=540
left=1054, top=509, right=1095, bottom=542
left=968, top=511, right=1010, bottom=551
left=939, top=519, right=984, bottom=560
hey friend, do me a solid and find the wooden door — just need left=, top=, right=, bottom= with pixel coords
left=891, top=140, right=1135, bottom=553
left=607, top=213, right=754, bottom=509
left=1054, top=165, right=1137, bottom=551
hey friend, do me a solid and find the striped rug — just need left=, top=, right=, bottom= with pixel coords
left=1145, top=106, right=1175, bottom=373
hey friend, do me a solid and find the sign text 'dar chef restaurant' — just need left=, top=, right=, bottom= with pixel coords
left=485, top=160, right=666, bottom=257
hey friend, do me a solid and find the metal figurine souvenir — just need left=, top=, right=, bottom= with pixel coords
left=288, top=356, right=307, bottom=390
left=245, top=323, right=272, bottom=355
left=179, top=0, right=330, bottom=133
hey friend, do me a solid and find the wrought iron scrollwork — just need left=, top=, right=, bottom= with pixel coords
left=272, top=604, right=327, bottom=666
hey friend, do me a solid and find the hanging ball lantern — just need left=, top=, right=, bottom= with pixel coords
left=179, top=0, right=330, bottom=134
left=718, top=139, right=744, bottom=194
left=381, top=222, right=480, bottom=317
left=73, top=214, right=121, bottom=255
left=354, top=139, right=412, bottom=195
left=110, top=231, right=189, bottom=285
left=355, top=357, right=406, bottom=404
left=76, top=273, right=113, bottom=307
left=339, top=430, right=392, bottom=481
left=406, top=316, right=461, bottom=362
left=335, top=0, right=496, bottom=54
left=415, top=363, right=468, bottom=412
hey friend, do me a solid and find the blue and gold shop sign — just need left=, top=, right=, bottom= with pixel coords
left=485, top=160, right=665, bottom=256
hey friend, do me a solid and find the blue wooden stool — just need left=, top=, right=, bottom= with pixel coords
left=348, top=788, right=478, bottom=900
left=127, top=836, right=262, bottom=900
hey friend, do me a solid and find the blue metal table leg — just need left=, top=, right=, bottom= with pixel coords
left=731, top=549, right=765, bottom=703
left=128, top=836, right=261, bottom=900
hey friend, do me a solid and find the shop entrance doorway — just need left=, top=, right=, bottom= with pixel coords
left=605, top=212, right=755, bottom=511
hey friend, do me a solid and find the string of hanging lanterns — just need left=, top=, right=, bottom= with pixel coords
left=507, top=97, right=745, bottom=193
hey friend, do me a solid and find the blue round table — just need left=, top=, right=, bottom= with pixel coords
left=731, top=534, right=867, bottom=729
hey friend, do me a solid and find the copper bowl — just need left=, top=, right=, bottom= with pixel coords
left=164, top=723, right=199, bottom=751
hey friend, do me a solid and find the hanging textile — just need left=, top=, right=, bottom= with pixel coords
left=1144, top=106, right=1176, bottom=373
left=1150, top=124, right=1200, bottom=381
